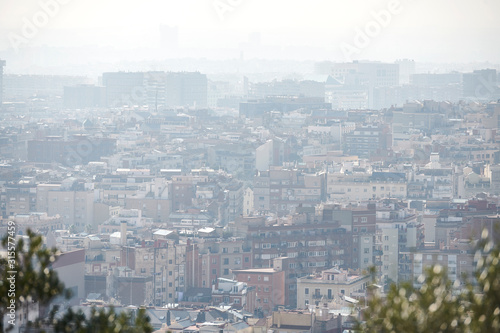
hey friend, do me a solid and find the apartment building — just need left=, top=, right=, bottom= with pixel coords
left=253, top=167, right=326, bottom=215
left=232, top=268, right=285, bottom=316
left=36, top=182, right=94, bottom=231
left=296, top=268, right=369, bottom=309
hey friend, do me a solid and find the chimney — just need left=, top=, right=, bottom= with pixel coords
left=121, top=221, right=127, bottom=246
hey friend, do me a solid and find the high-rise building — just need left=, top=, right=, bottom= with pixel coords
left=330, top=61, right=399, bottom=108
left=3, top=74, right=88, bottom=100
left=395, top=59, right=416, bottom=85
left=165, top=72, right=207, bottom=108
left=64, top=84, right=106, bottom=108
left=0, top=60, right=5, bottom=108
left=102, top=72, right=146, bottom=107
left=463, top=69, right=498, bottom=100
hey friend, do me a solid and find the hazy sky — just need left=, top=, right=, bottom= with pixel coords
left=0, top=0, right=499, bottom=66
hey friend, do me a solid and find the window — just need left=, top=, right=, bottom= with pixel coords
left=224, top=268, right=229, bottom=275
left=212, top=269, right=217, bottom=275
left=223, top=258, right=229, bottom=265
left=361, top=217, right=367, bottom=223
left=364, top=248, right=370, bottom=254
left=305, top=288, right=309, bottom=295
left=263, top=298, right=268, bottom=303
left=244, top=257, right=249, bottom=263
left=263, top=276, right=269, bottom=282
left=384, top=245, right=389, bottom=251
left=384, top=235, right=389, bottom=241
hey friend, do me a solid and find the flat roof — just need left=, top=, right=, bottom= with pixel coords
left=232, top=268, right=277, bottom=274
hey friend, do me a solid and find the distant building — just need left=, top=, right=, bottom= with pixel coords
left=232, top=268, right=285, bottom=316
left=329, top=61, right=399, bottom=108
left=36, top=181, right=94, bottom=230
left=255, top=139, right=286, bottom=172
left=110, top=267, right=153, bottom=306
left=211, top=278, right=256, bottom=312
left=463, top=69, right=499, bottom=100
left=102, top=72, right=146, bottom=107
left=64, top=84, right=106, bottom=108
left=296, top=268, right=369, bottom=309
left=165, top=72, right=207, bottom=108
left=395, top=59, right=416, bottom=85
left=253, top=167, right=326, bottom=215
left=0, top=60, right=5, bottom=108
left=343, top=124, right=391, bottom=158
left=119, top=241, right=177, bottom=306
left=27, top=135, right=116, bottom=166
left=3, top=74, right=88, bottom=100
left=249, top=79, right=325, bottom=99
left=325, top=75, right=369, bottom=110
left=1, top=181, right=37, bottom=218
left=240, top=96, right=331, bottom=118
left=400, top=244, right=476, bottom=286
left=410, top=72, right=461, bottom=87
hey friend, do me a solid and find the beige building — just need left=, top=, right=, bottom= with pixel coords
left=120, top=241, right=177, bottom=306
left=243, top=187, right=254, bottom=216
left=2, top=183, right=37, bottom=217
left=327, top=178, right=408, bottom=201
left=36, top=184, right=94, bottom=231
left=13, top=212, right=64, bottom=234
left=297, top=268, right=369, bottom=309
left=399, top=238, right=476, bottom=284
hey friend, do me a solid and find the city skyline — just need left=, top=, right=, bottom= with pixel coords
left=1, top=0, right=500, bottom=76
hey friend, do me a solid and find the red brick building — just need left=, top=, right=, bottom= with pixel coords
left=232, top=268, right=285, bottom=316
